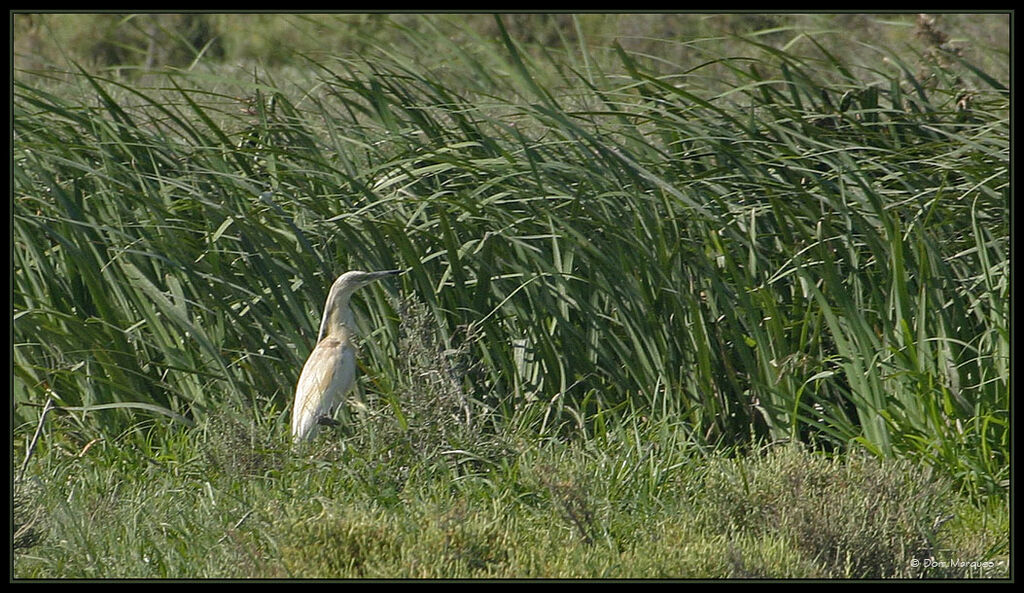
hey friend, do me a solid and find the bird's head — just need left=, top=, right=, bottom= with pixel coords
left=330, top=269, right=404, bottom=297
left=317, top=269, right=404, bottom=341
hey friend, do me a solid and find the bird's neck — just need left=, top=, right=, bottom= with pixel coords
left=317, top=294, right=355, bottom=342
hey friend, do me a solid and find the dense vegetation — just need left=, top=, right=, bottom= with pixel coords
left=13, top=13, right=1009, bottom=579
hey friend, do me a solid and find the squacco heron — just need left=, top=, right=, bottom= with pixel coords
left=291, top=269, right=402, bottom=443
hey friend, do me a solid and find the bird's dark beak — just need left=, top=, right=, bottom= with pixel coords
left=367, top=269, right=403, bottom=281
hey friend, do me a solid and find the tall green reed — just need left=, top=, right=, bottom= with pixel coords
left=14, top=19, right=1007, bottom=496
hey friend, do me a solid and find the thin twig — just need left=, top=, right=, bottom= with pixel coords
left=19, top=396, right=55, bottom=482
left=217, top=509, right=255, bottom=544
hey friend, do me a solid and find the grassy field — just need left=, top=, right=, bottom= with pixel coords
left=13, top=13, right=1009, bottom=579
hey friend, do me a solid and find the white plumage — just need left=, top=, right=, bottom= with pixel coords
left=291, top=269, right=401, bottom=443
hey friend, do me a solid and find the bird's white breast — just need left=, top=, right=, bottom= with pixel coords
left=291, top=335, right=357, bottom=441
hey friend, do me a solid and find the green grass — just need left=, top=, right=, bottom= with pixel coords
left=13, top=412, right=1009, bottom=578
left=13, top=14, right=1009, bottom=578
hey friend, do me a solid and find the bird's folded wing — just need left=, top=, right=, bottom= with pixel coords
left=291, top=338, right=354, bottom=440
